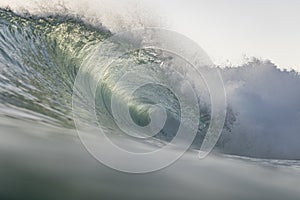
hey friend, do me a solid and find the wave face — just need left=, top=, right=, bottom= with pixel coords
left=0, top=9, right=111, bottom=126
left=0, top=9, right=300, bottom=160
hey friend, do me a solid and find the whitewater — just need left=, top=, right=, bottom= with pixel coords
left=0, top=2, right=300, bottom=200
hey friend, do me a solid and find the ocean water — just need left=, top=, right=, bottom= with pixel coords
left=0, top=7, right=300, bottom=200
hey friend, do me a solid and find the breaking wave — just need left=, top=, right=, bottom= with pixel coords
left=0, top=8, right=299, bottom=160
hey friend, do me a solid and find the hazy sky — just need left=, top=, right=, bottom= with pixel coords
left=148, top=0, right=300, bottom=70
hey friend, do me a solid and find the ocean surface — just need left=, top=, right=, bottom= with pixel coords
left=0, top=8, right=300, bottom=200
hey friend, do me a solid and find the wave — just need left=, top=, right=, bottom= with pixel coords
left=220, top=60, right=300, bottom=159
left=0, top=8, right=299, bottom=160
left=0, top=8, right=215, bottom=145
